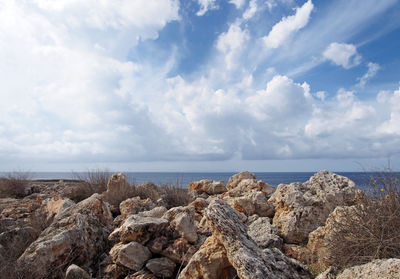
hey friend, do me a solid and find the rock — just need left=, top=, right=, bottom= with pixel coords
left=225, top=191, right=274, bottom=217
left=161, top=238, right=197, bottom=265
left=269, top=170, right=355, bottom=243
left=120, top=197, right=156, bottom=219
left=109, top=215, right=169, bottom=244
left=228, top=178, right=275, bottom=198
left=137, top=206, right=167, bottom=218
left=283, top=244, right=315, bottom=266
left=102, top=173, right=133, bottom=209
left=247, top=217, right=283, bottom=249
left=109, top=242, right=152, bottom=271
left=126, top=269, right=157, bottom=279
left=307, top=206, right=354, bottom=269
left=314, top=266, right=337, bottom=279
left=178, top=235, right=236, bottom=279
left=162, top=206, right=198, bottom=244
left=147, top=236, right=168, bottom=254
left=17, top=193, right=113, bottom=279
left=103, top=263, right=129, bottom=279
left=146, top=257, right=176, bottom=278
left=0, top=226, right=38, bottom=258
left=334, top=259, right=400, bottom=279
left=136, top=182, right=161, bottom=201
left=226, top=171, right=256, bottom=190
left=44, top=196, right=74, bottom=222
left=188, top=180, right=227, bottom=196
left=65, top=264, right=91, bottom=279
left=205, top=198, right=312, bottom=279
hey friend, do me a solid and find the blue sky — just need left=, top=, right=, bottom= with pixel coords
left=0, top=0, right=400, bottom=172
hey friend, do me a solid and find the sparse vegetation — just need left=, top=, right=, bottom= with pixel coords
left=68, top=169, right=111, bottom=202
left=325, top=169, right=400, bottom=269
left=0, top=172, right=31, bottom=198
left=158, top=182, right=193, bottom=209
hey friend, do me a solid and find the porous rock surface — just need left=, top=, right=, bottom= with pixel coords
left=17, top=193, right=113, bottom=279
left=188, top=179, right=227, bottom=196
left=65, top=264, right=91, bottom=279
left=247, top=216, right=283, bottom=249
left=145, top=257, right=176, bottom=278
left=162, top=205, right=198, bottom=244
left=109, top=241, right=152, bottom=271
left=269, top=170, right=355, bottom=243
left=120, top=197, right=156, bottom=219
left=204, top=198, right=312, bottom=279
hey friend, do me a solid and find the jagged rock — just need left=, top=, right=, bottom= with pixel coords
left=102, top=173, right=133, bottom=209
left=136, top=182, right=161, bottom=201
left=325, top=259, right=400, bottom=279
left=307, top=206, right=354, bottom=269
left=161, top=237, right=196, bottom=264
left=65, top=264, right=91, bottom=279
left=314, top=267, right=337, bottom=279
left=44, top=196, right=75, bottom=222
left=103, top=263, right=129, bottom=279
left=247, top=217, right=283, bottom=249
left=162, top=206, right=198, bottom=244
left=109, top=215, right=168, bottom=244
left=17, top=194, right=113, bottom=279
left=225, top=191, right=274, bottom=217
left=147, top=236, right=168, bottom=254
left=126, top=269, right=157, bottom=279
left=205, top=198, right=312, bottom=279
left=269, top=170, right=355, bottom=243
left=226, top=171, right=256, bottom=190
left=137, top=206, right=167, bottom=218
left=120, top=197, right=156, bottom=219
left=228, top=179, right=275, bottom=198
left=283, top=244, right=315, bottom=266
left=188, top=180, right=227, bottom=196
left=109, top=242, right=152, bottom=271
left=0, top=226, right=38, bottom=258
left=146, top=257, right=176, bottom=278
left=178, top=235, right=236, bottom=279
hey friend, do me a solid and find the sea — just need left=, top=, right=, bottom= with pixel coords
left=7, top=171, right=397, bottom=189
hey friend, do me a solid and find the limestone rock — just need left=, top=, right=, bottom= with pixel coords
left=225, top=191, right=274, bottom=217
left=205, top=198, right=312, bottom=279
left=226, top=171, right=256, bottom=190
left=65, top=264, right=91, bottom=279
left=103, top=263, right=129, bottom=279
left=126, top=269, right=157, bottom=279
left=247, top=217, right=283, bottom=249
left=161, top=237, right=196, bottom=265
left=102, top=173, right=133, bottom=209
left=0, top=226, right=38, bottom=258
left=334, top=259, right=400, bottom=279
left=120, top=197, right=156, bottom=219
left=137, top=206, right=167, bottom=218
left=136, top=182, right=161, bottom=201
left=188, top=180, right=226, bottom=196
left=109, top=242, right=151, bottom=271
left=178, top=235, right=236, bottom=279
left=269, top=170, right=355, bottom=243
left=162, top=206, right=198, bottom=244
left=147, top=236, right=168, bottom=254
left=109, top=215, right=169, bottom=244
left=228, top=179, right=275, bottom=198
left=146, top=257, right=176, bottom=278
left=17, top=194, right=113, bottom=279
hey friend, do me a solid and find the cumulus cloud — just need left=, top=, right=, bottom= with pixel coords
left=378, top=87, right=400, bottom=135
left=357, top=62, right=380, bottom=87
left=229, top=0, right=246, bottom=9
left=196, top=0, right=218, bottom=16
left=243, top=0, right=258, bottom=20
left=323, top=42, right=362, bottom=69
left=264, top=0, right=314, bottom=48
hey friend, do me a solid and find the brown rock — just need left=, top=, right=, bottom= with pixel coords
left=120, top=197, right=156, bottom=219
left=146, top=257, right=176, bottom=278
left=188, top=180, right=227, bottom=196
left=109, top=242, right=152, bottom=271
left=65, top=264, right=91, bottom=279
left=161, top=238, right=196, bottom=264
left=178, top=235, right=236, bottom=279
left=147, top=236, right=168, bottom=254
left=126, top=269, right=157, bottom=279
left=162, top=206, right=198, bottom=244
left=226, top=171, right=256, bottom=190
left=102, top=173, right=133, bottom=209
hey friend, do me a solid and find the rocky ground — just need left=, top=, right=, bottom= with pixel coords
left=0, top=171, right=399, bottom=279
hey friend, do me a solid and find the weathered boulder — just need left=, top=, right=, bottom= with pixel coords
left=109, top=215, right=169, bottom=244
left=161, top=237, right=197, bottom=265
left=226, top=171, right=256, bottom=190
left=17, top=194, right=113, bottom=279
left=65, top=264, right=91, bottom=279
left=225, top=191, right=274, bottom=217
left=247, top=217, right=283, bottom=249
left=0, top=226, right=38, bottom=258
left=146, top=257, right=176, bottom=278
left=44, top=196, right=75, bottom=222
left=178, top=235, right=236, bottom=279
left=120, top=197, right=156, bottom=219
left=102, top=173, right=133, bottom=209
left=138, top=206, right=167, bottom=218
left=136, top=182, right=161, bottom=201
left=307, top=206, right=354, bottom=269
left=127, top=269, right=157, bottom=279
left=269, top=170, right=355, bottom=243
left=188, top=180, right=227, bottom=196
left=315, top=259, right=400, bottom=279
left=162, top=206, right=198, bottom=244
left=205, top=198, right=312, bottom=279
left=109, top=242, right=151, bottom=271
left=147, top=236, right=168, bottom=254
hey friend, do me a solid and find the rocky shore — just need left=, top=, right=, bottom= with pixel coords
left=1, top=171, right=399, bottom=279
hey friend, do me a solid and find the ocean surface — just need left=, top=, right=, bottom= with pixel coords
left=5, top=171, right=396, bottom=189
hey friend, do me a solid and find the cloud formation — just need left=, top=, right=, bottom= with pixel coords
left=323, top=42, right=362, bottom=69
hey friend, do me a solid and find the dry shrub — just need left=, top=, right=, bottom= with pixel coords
left=159, top=182, right=193, bottom=209
left=0, top=172, right=31, bottom=198
left=326, top=170, right=400, bottom=269
left=69, top=169, right=110, bottom=202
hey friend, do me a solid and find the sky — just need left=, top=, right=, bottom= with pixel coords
left=0, top=0, right=400, bottom=172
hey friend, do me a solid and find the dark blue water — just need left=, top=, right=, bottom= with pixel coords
left=8, top=171, right=389, bottom=188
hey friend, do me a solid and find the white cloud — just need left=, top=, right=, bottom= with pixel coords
left=323, top=42, right=362, bottom=69
left=229, top=0, right=246, bottom=9
left=196, top=0, right=218, bottom=16
left=243, top=0, right=258, bottom=20
left=378, top=87, right=400, bottom=135
left=264, top=0, right=314, bottom=48
left=216, top=23, right=250, bottom=70
left=357, top=62, right=380, bottom=87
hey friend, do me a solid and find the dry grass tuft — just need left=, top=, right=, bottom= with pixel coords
left=68, top=169, right=110, bottom=202
left=0, top=172, right=31, bottom=198
left=158, top=182, right=193, bottom=209
left=325, top=170, right=400, bottom=269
